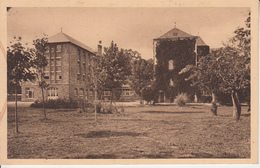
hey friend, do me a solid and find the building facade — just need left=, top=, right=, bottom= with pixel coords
left=22, top=32, right=139, bottom=102
left=153, top=27, right=210, bottom=102
left=21, top=32, right=97, bottom=102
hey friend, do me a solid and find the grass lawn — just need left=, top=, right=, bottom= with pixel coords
left=7, top=104, right=250, bottom=159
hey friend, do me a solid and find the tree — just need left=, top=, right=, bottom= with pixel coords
left=179, top=49, right=222, bottom=115
left=129, top=57, right=154, bottom=104
left=216, top=46, right=250, bottom=120
left=32, top=36, right=49, bottom=119
left=217, top=12, right=251, bottom=120
left=98, top=41, right=132, bottom=103
left=7, top=36, right=36, bottom=133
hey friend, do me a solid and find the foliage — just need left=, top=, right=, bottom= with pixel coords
left=31, top=36, right=49, bottom=119
left=142, top=83, right=159, bottom=104
left=174, top=93, right=189, bottom=106
left=97, top=41, right=132, bottom=103
left=7, top=37, right=36, bottom=85
left=7, top=36, right=37, bottom=133
left=129, top=58, right=154, bottom=97
left=155, top=38, right=196, bottom=99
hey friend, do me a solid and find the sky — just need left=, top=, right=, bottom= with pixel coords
left=7, top=7, right=249, bottom=59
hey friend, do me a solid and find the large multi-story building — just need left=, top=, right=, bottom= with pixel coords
left=153, top=26, right=210, bottom=102
left=21, top=32, right=139, bottom=102
left=21, top=32, right=97, bottom=101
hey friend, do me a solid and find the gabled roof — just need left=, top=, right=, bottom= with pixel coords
left=48, top=32, right=95, bottom=54
left=196, top=36, right=208, bottom=46
left=155, top=27, right=194, bottom=40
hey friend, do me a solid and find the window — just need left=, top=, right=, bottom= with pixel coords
left=77, top=49, right=80, bottom=60
left=122, top=89, right=133, bottom=96
left=77, top=62, right=80, bottom=74
left=168, top=60, right=174, bottom=70
left=173, top=33, right=178, bottom=36
left=74, top=88, right=78, bottom=96
left=103, top=90, right=111, bottom=96
left=56, top=59, right=61, bottom=66
left=56, top=72, right=61, bottom=80
left=48, top=87, right=58, bottom=99
left=50, top=72, right=55, bottom=80
left=79, top=88, right=84, bottom=97
left=25, top=88, right=34, bottom=98
left=51, top=47, right=55, bottom=53
left=56, top=66, right=62, bottom=71
left=77, top=74, right=80, bottom=80
left=56, top=45, right=61, bottom=52
left=44, top=72, right=49, bottom=79
left=50, top=59, right=54, bottom=66
left=83, top=63, right=86, bottom=75
left=83, top=52, right=86, bottom=63
left=89, top=89, right=93, bottom=96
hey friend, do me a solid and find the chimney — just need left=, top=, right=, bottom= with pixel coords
left=97, top=41, right=102, bottom=56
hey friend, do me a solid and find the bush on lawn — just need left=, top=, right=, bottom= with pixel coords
left=174, top=93, right=189, bottom=106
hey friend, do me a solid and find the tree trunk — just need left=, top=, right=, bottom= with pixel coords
left=94, top=87, right=97, bottom=122
left=15, top=82, right=18, bottom=133
left=231, top=90, right=241, bottom=120
left=110, top=89, right=113, bottom=104
left=42, top=87, right=46, bottom=120
left=210, top=92, right=217, bottom=116
left=140, top=89, right=144, bottom=104
left=194, top=94, right=198, bottom=103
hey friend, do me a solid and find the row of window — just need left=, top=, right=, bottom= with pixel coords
left=43, top=72, right=62, bottom=80
left=25, top=87, right=58, bottom=99
left=74, top=89, right=134, bottom=97
left=46, top=45, right=62, bottom=53
left=25, top=87, right=134, bottom=99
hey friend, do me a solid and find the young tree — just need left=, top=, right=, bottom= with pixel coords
left=32, top=36, right=49, bottom=119
left=98, top=41, right=132, bottom=104
left=129, top=58, right=154, bottom=104
left=7, top=36, right=36, bottom=133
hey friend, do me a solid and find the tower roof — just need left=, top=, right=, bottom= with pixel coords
left=196, top=36, right=208, bottom=46
left=155, top=27, right=194, bottom=40
left=48, top=32, right=95, bottom=54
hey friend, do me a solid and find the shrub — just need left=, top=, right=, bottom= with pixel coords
left=101, top=103, right=116, bottom=114
left=30, top=98, right=80, bottom=109
left=174, top=93, right=189, bottom=106
left=142, top=86, right=158, bottom=104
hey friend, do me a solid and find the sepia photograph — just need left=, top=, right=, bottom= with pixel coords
left=0, top=0, right=258, bottom=165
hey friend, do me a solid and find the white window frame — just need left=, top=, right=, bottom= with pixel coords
left=48, top=87, right=58, bottom=99
left=25, top=88, right=34, bottom=99
left=122, top=89, right=133, bottom=96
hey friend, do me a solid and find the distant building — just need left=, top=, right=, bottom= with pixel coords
left=153, top=26, right=210, bottom=102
